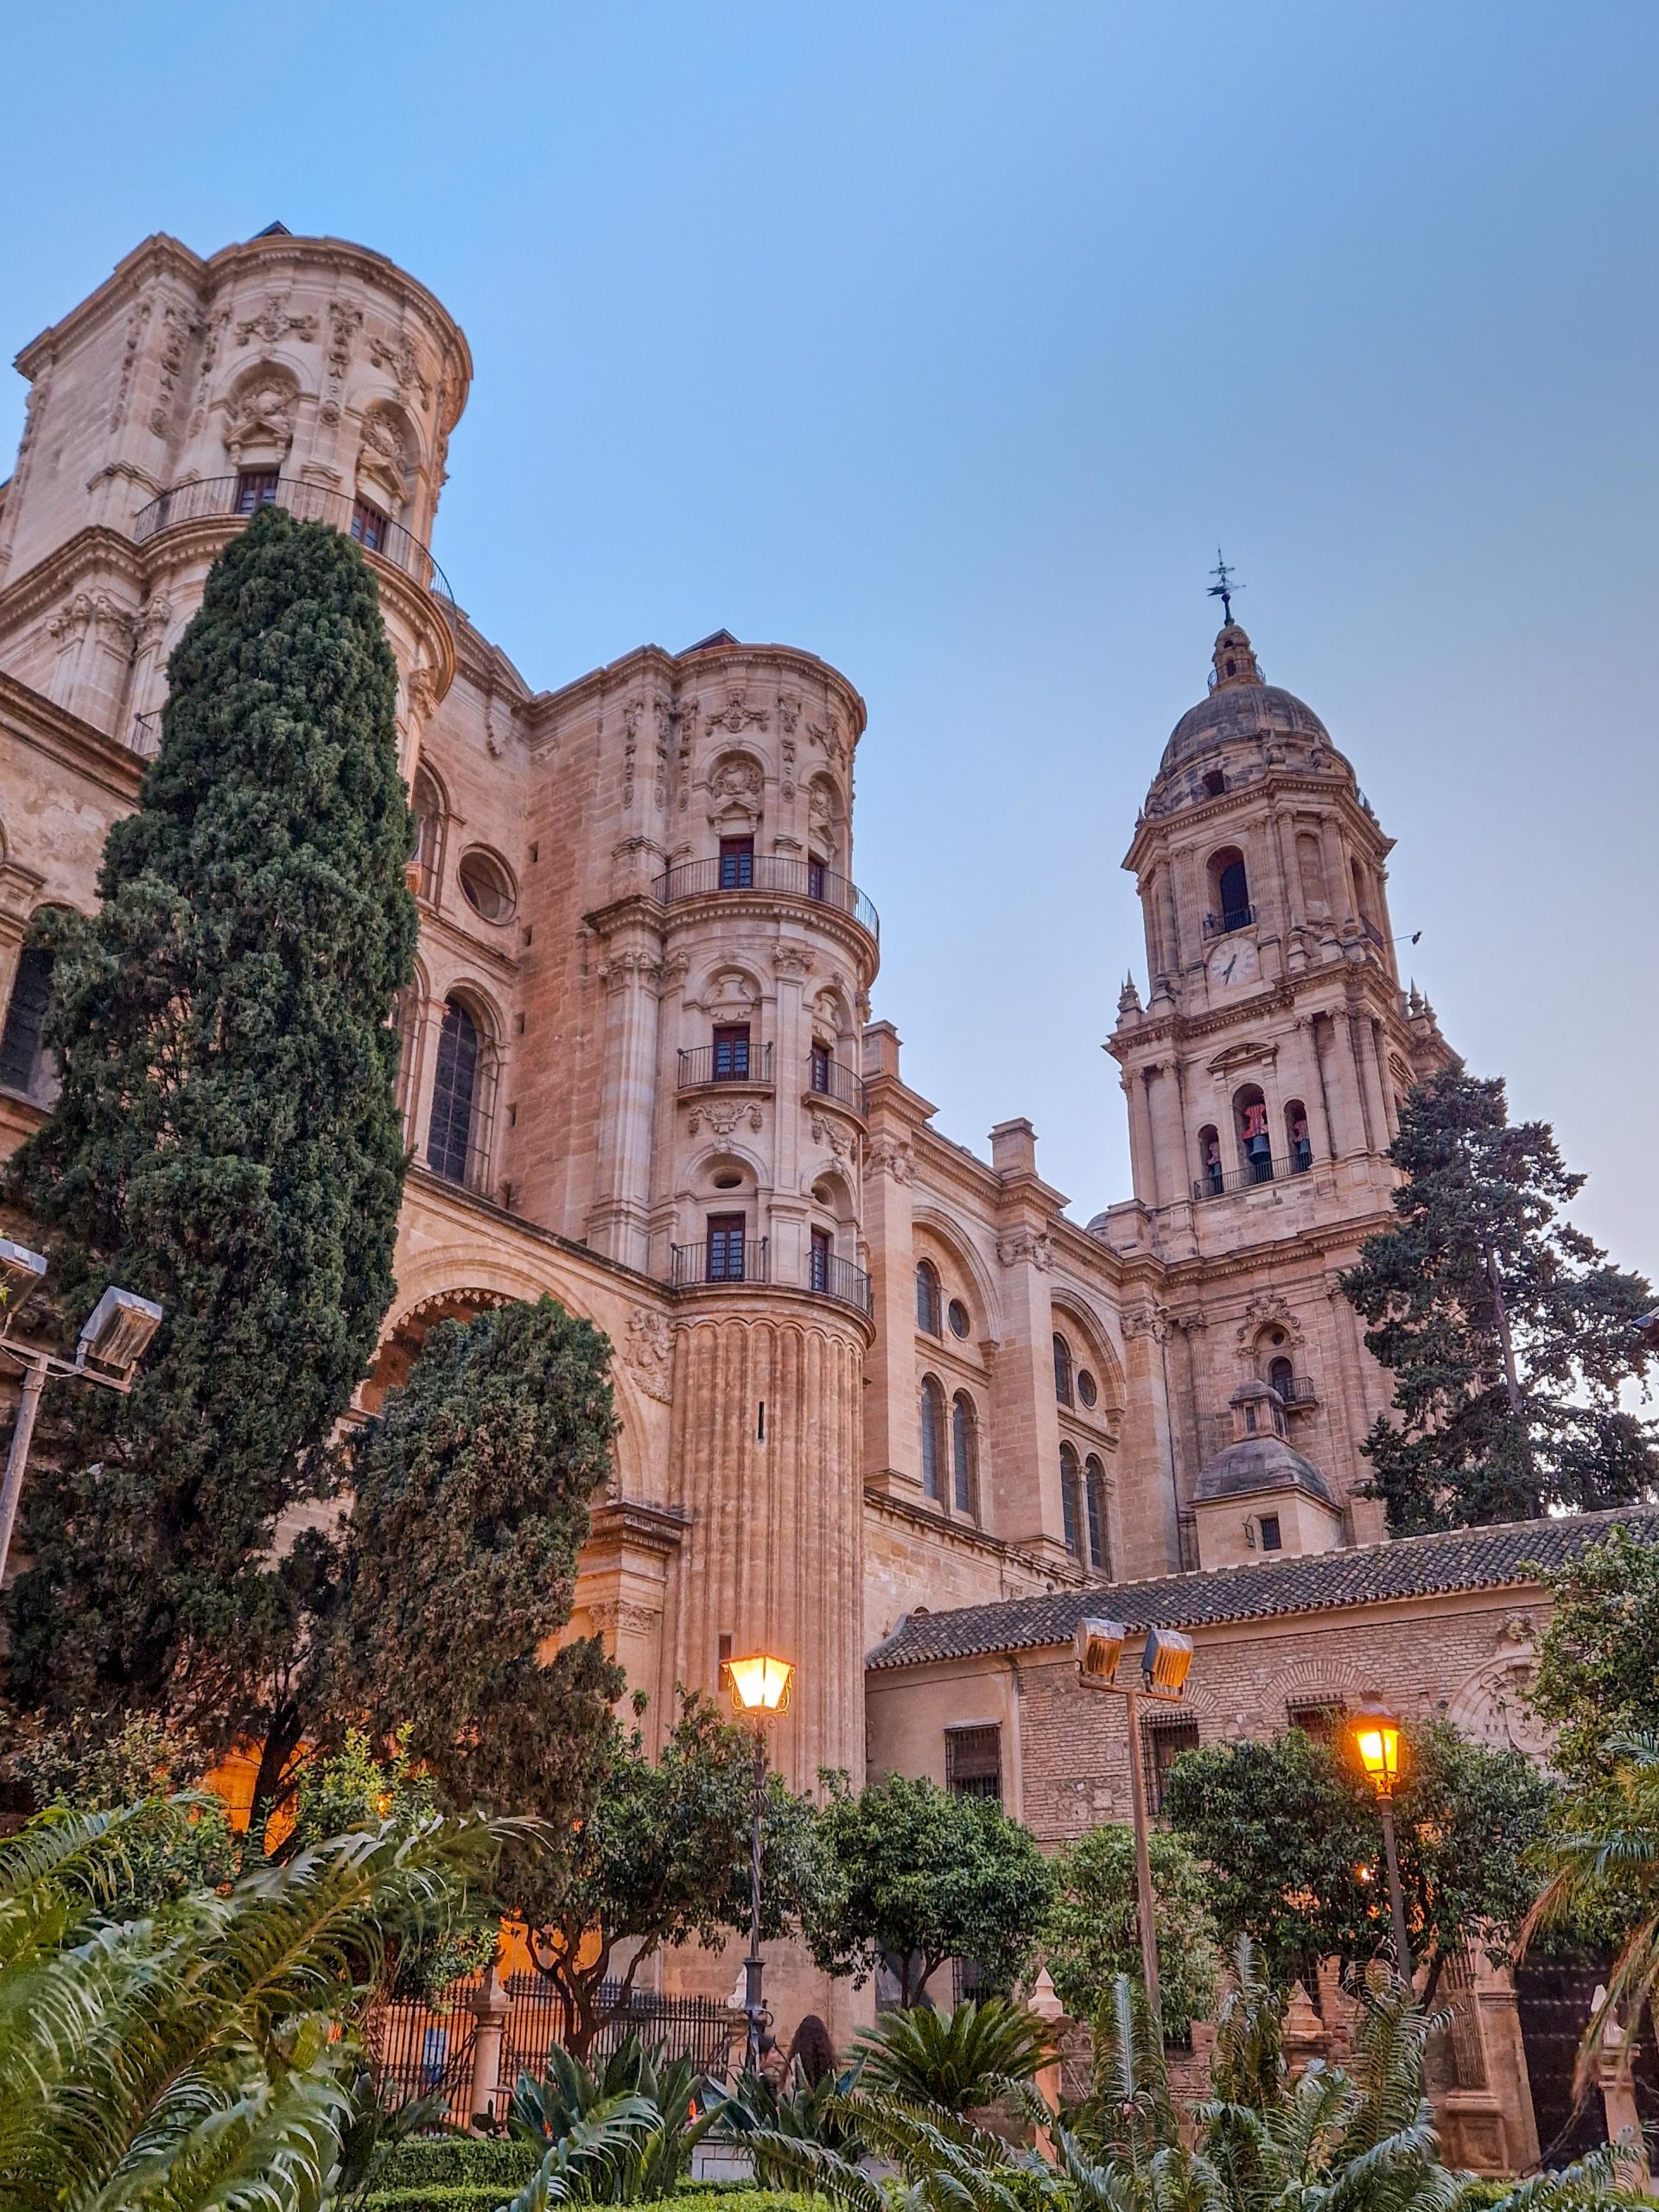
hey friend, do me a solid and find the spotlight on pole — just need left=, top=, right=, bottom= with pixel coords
left=0, top=1237, right=48, bottom=1313
left=1141, top=1627, right=1194, bottom=1696
left=1074, top=1617, right=1128, bottom=1686
left=76, top=1286, right=164, bottom=1388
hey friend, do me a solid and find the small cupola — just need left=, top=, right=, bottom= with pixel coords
left=1191, top=1381, right=1344, bottom=1570
left=1210, top=621, right=1264, bottom=694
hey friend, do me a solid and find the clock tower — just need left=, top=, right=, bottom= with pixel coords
left=1098, top=614, right=1455, bottom=1568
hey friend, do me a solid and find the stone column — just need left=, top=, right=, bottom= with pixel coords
left=1351, top=1006, right=1390, bottom=1157
left=407, top=995, right=448, bottom=1166
left=861, top=1128, right=919, bottom=1491
left=988, top=1211, right=1065, bottom=1554
left=1290, top=1015, right=1334, bottom=1163
left=1123, top=1067, right=1158, bottom=1211
left=592, top=945, right=662, bottom=1272
left=1322, top=1007, right=1369, bottom=1158
left=769, top=944, right=815, bottom=1286
left=467, top=1962, right=511, bottom=2128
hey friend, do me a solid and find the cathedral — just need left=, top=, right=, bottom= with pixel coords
left=1, top=224, right=1648, bottom=2171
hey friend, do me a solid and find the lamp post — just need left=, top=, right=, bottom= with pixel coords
left=0, top=1240, right=163, bottom=1586
left=722, top=1649, right=794, bottom=2076
left=1352, top=1700, right=1413, bottom=1984
left=1074, top=1618, right=1194, bottom=2037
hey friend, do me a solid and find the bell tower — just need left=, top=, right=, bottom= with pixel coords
left=1099, top=606, right=1455, bottom=1573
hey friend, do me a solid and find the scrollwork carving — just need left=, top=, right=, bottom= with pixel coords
left=864, top=1135, right=914, bottom=1185
left=626, top=1306, right=675, bottom=1402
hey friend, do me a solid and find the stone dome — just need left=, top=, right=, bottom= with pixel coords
left=1192, top=1434, right=1336, bottom=1506
left=1154, top=620, right=1331, bottom=783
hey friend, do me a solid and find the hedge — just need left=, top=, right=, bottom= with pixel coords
left=361, top=2151, right=819, bottom=2212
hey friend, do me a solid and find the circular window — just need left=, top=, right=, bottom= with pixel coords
left=947, top=1298, right=970, bottom=1339
left=1077, top=1369, right=1098, bottom=1408
left=1270, top=1329, right=1287, bottom=1348
left=457, top=849, right=517, bottom=924
left=712, top=1170, right=742, bottom=1191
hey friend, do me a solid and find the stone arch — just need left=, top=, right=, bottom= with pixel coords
left=685, top=958, right=765, bottom=1020
left=356, top=397, right=420, bottom=512
left=1049, top=1292, right=1126, bottom=1416
left=221, top=359, right=302, bottom=467
left=1274, top=1651, right=1364, bottom=1713
left=1445, top=1644, right=1548, bottom=1758
left=910, top=1207, right=1005, bottom=1344
left=681, top=1138, right=769, bottom=1199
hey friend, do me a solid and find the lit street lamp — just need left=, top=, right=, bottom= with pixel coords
left=1352, top=1700, right=1414, bottom=1983
left=0, top=1239, right=163, bottom=1586
left=1074, top=1617, right=1194, bottom=2037
left=722, top=1649, right=794, bottom=2075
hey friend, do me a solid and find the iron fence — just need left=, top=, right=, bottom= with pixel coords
left=677, top=1041, right=773, bottom=1090
left=131, top=475, right=454, bottom=601
left=652, top=855, right=879, bottom=941
left=805, top=1053, right=867, bottom=1115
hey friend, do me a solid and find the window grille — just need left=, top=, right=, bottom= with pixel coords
left=945, top=1725, right=1001, bottom=1801
left=1141, top=1713, right=1199, bottom=1815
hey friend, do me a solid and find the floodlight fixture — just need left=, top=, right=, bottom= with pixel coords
left=1074, top=1617, right=1128, bottom=1687
left=1142, top=1627, right=1194, bottom=1697
left=76, top=1286, right=164, bottom=1385
left=0, top=1237, right=48, bottom=1311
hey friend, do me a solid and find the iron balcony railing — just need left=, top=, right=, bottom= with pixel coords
left=1274, top=1373, right=1318, bottom=1405
left=131, top=475, right=454, bottom=601
left=1192, top=1153, right=1318, bottom=1201
left=810, top=1250, right=874, bottom=1314
left=668, top=1237, right=871, bottom=1313
left=677, top=1041, right=773, bottom=1090
left=652, top=855, right=879, bottom=941
left=1203, top=904, right=1255, bottom=938
left=806, top=1052, right=867, bottom=1115
left=671, top=1237, right=769, bottom=1289
left=1359, top=915, right=1387, bottom=950
left=129, top=709, right=162, bottom=760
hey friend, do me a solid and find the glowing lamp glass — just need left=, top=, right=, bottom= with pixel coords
left=1353, top=1706, right=1402, bottom=1796
left=725, top=1653, right=794, bottom=1715
left=1075, top=1618, right=1128, bottom=1685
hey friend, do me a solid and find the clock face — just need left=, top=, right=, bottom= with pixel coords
left=1209, top=938, right=1260, bottom=991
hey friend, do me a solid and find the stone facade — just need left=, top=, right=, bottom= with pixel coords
left=0, top=226, right=1608, bottom=2144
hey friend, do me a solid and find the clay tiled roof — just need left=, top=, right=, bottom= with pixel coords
left=867, top=1506, right=1659, bottom=1670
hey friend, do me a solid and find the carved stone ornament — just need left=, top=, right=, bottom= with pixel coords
left=709, top=753, right=764, bottom=805
left=49, top=591, right=133, bottom=643
left=779, top=693, right=801, bottom=734
left=367, top=328, right=432, bottom=407
left=236, top=296, right=319, bottom=348
left=807, top=718, right=847, bottom=767
left=1122, top=1304, right=1172, bottom=1344
left=808, top=779, right=836, bottom=829
left=148, top=302, right=194, bottom=439
left=997, top=1229, right=1055, bottom=1272
left=772, top=944, right=816, bottom=979
left=863, top=1135, right=914, bottom=1185
left=133, top=597, right=173, bottom=655
left=626, top=1306, right=675, bottom=1402
left=588, top=1598, right=664, bottom=1639
left=809, top=1113, right=852, bottom=1160
left=1235, top=1294, right=1305, bottom=1356
left=706, top=691, right=768, bottom=734
left=781, top=738, right=796, bottom=799
left=600, top=949, right=663, bottom=989
left=688, top=1101, right=763, bottom=1137
left=224, top=372, right=298, bottom=459
left=660, top=950, right=692, bottom=988
left=111, top=301, right=152, bottom=430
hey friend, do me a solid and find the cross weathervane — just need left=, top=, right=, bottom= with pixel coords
left=1207, top=550, right=1243, bottom=626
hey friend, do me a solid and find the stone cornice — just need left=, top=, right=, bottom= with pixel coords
left=404, top=1166, right=668, bottom=1300
left=1108, top=962, right=1412, bottom=1065
left=863, top=1486, right=1075, bottom=1587
left=588, top=1497, right=690, bottom=1556
left=0, top=526, right=149, bottom=638
left=414, top=900, right=520, bottom=982
left=15, top=232, right=206, bottom=375
left=0, top=671, right=145, bottom=805
left=532, top=638, right=868, bottom=746
left=1123, top=766, right=1395, bottom=874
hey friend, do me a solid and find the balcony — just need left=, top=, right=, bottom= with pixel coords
left=1192, top=1153, right=1317, bottom=1201
left=804, top=1053, right=867, bottom=1116
left=1203, top=904, right=1255, bottom=938
left=1274, top=1373, right=1318, bottom=1406
left=667, top=1238, right=872, bottom=1314
left=677, top=1042, right=773, bottom=1091
left=132, top=476, right=454, bottom=602
left=810, top=1251, right=874, bottom=1315
left=652, top=855, right=879, bottom=941
left=129, top=709, right=162, bottom=761
left=671, top=1237, right=769, bottom=1289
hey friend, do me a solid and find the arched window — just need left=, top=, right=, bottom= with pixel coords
left=1084, top=1454, right=1108, bottom=1573
left=1210, top=846, right=1250, bottom=933
left=1052, top=1333, right=1074, bottom=1407
left=1234, top=1084, right=1272, bottom=1181
left=915, top=1259, right=942, bottom=1336
left=1198, top=1122, right=1224, bottom=1196
left=0, top=944, right=55, bottom=1103
left=1268, top=1355, right=1295, bottom=1402
left=410, top=771, right=444, bottom=904
left=1285, top=1098, right=1313, bottom=1174
left=951, top=1392, right=978, bottom=1517
left=920, top=1376, right=946, bottom=1501
left=427, top=995, right=493, bottom=1189
left=1059, top=1442, right=1083, bottom=1558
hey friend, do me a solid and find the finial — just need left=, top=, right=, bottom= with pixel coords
left=1207, top=548, right=1243, bottom=627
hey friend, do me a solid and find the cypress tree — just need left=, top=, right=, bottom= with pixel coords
left=5, top=505, right=416, bottom=1770
left=330, top=1297, right=626, bottom=1861
left=1340, top=1066, right=1656, bottom=1533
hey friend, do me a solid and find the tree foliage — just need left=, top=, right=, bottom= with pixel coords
left=1162, top=1721, right=1555, bottom=1999
left=853, top=1994, right=1053, bottom=2115
left=0, top=1798, right=505, bottom=2212
left=3, top=504, right=416, bottom=1766
left=1528, top=1525, right=1659, bottom=1791
left=1042, top=1821, right=1218, bottom=2038
left=807, top=1772, right=1054, bottom=2005
left=1340, top=1068, right=1656, bottom=1534
left=330, top=1295, right=625, bottom=1866
left=525, top=1691, right=824, bottom=2057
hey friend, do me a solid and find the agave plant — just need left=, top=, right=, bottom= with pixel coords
left=0, top=1796, right=505, bottom=2212
left=855, top=1993, right=1056, bottom=2115
left=702, top=2054, right=865, bottom=2186
left=505, top=2032, right=723, bottom=2204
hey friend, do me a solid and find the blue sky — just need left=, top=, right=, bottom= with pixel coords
left=4, top=2, right=1656, bottom=1273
